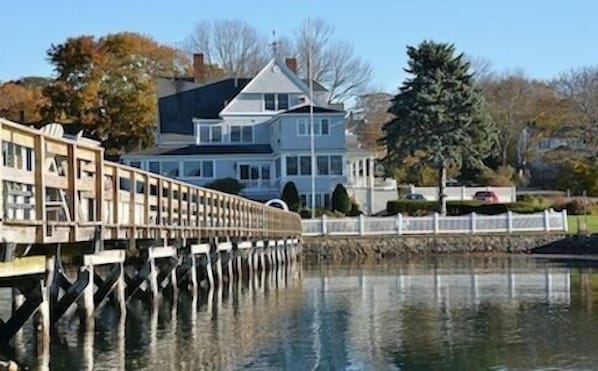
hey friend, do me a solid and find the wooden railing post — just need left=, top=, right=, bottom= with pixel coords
left=34, top=135, right=47, bottom=242
left=507, top=210, right=513, bottom=233
left=167, top=181, right=173, bottom=227
left=544, top=209, right=550, bottom=232
left=112, top=167, right=120, bottom=233
left=433, top=212, right=439, bottom=234
left=144, top=173, right=150, bottom=238
left=129, top=170, right=136, bottom=242
left=67, top=142, right=78, bottom=241
left=95, top=149, right=104, bottom=225
left=0, top=121, right=3, bottom=222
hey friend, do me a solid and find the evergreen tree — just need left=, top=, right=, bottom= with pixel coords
left=382, top=41, right=497, bottom=214
left=281, top=182, right=300, bottom=212
left=332, top=184, right=351, bottom=214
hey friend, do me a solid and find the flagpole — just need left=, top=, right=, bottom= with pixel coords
left=308, top=18, right=316, bottom=219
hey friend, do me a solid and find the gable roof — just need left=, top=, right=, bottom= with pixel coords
left=159, top=78, right=251, bottom=135
left=280, top=105, right=344, bottom=114
left=220, top=58, right=325, bottom=114
left=125, top=144, right=273, bottom=156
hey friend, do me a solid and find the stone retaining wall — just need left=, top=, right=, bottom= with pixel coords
left=301, top=234, right=568, bottom=263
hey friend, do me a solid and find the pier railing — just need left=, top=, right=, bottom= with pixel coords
left=0, top=118, right=302, bottom=245
left=302, top=210, right=569, bottom=236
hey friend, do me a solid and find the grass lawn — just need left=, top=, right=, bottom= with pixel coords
left=567, top=215, right=598, bottom=234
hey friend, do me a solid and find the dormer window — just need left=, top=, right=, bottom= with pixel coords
left=278, top=94, right=289, bottom=110
left=264, top=93, right=289, bottom=111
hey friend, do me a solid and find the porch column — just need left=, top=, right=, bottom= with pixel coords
left=368, top=156, right=375, bottom=215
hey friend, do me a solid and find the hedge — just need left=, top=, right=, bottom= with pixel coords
left=386, top=200, right=549, bottom=216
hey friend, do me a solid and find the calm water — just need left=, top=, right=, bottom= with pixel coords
left=2, top=255, right=598, bottom=370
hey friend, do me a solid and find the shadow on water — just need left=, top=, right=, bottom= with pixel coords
left=4, top=255, right=598, bottom=370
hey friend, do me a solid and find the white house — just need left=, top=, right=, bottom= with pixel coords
left=121, top=55, right=382, bottom=212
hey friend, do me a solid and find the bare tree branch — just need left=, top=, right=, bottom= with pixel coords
left=183, top=19, right=270, bottom=77
left=294, top=18, right=372, bottom=103
left=552, top=66, right=598, bottom=152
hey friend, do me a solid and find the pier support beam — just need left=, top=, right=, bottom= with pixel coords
left=77, top=265, right=95, bottom=330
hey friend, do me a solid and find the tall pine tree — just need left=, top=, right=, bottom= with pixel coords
left=382, top=41, right=496, bottom=214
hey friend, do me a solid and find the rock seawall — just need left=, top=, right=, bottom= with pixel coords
left=302, top=234, right=568, bottom=263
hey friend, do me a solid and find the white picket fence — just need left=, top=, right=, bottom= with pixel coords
left=302, top=210, right=568, bottom=236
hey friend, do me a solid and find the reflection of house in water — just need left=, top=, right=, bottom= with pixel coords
left=259, top=265, right=577, bottom=370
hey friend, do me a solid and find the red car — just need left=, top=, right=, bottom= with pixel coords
left=473, top=191, right=499, bottom=203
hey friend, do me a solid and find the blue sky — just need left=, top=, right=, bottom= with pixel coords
left=2, top=0, right=597, bottom=91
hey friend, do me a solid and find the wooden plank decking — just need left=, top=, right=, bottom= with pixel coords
left=0, top=118, right=302, bottom=246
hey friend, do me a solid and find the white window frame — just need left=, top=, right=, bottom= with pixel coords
left=264, top=93, right=290, bottom=111
left=182, top=160, right=215, bottom=179
left=297, top=118, right=331, bottom=136
left=285, top=154, right=344, bottom=177
left=197, top=124, right=223, bottom=144
left=237, top=162, right=272, bottom=187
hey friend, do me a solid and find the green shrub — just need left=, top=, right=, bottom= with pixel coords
left=332, top=184, right=351, bottom=214
left=346, top=201, right=362, bottom=216
left=281, top=181, right=300, bottom=212
left=387, top=200, right=438, bottom=216
left=555, top=159, right=598, bottom=197
left=299, top=208, right=345, bottom=219
left=477, top=166, right=515, bottom=187
left=387, top=200, right=551, bottom=216
left=205, top=178, right=245, bottom=195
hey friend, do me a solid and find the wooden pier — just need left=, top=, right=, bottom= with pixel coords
left=0, top=118, right=302, bottom=351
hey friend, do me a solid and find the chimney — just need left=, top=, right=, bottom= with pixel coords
left=193, top=53, right=206, bottom=83
left=285, top=57, right=297, bottom=74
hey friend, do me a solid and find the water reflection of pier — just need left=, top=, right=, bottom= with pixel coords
left=0, top=259, right=302, bottom=370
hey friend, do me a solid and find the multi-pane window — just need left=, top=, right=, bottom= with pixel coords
left=275, top=158, right=281, bottom=178
left=286, top=156, right=298, bottom=176
left=264, top=94, right=276, bottom=110
left=230, top=126, right=253, bottom=143
left=321, top=119, right=329, bottom=135
left=286, top=155, right=342, bottom=176
left=149, top=161, right=160, bottom=174
left=183, top=160, right=214, bottom=178
left=300, top=156, right=311, bottom=175
left=330, top=155, right=343, bottom=175
left=278, top=94, right=289, bottom=110
left=161, top=162, right=179, bottom=177
left=297, top=119, right=308, bottom=136
left=198, top=125, right=222, bottom=143
left=264, top=93, right=289, bottom=111
left=238, top=164, right=270, bottom=184
left=129, top=161, right=141, bottom=169
left=2, top=142, right=32, bottom=171
left=297, top=118, right=331, bottom=136
left=317, top=155, right=329, bottom=175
